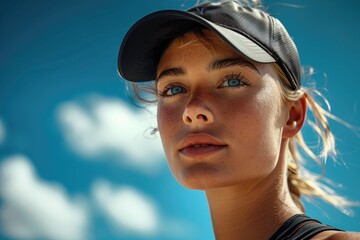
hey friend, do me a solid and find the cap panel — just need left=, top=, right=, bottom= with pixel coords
left=271, top=18, right=301, bottom=88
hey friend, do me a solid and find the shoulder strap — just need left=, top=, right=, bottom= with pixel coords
left=269, top=214, right=343, bottom=240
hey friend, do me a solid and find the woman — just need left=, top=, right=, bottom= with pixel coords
left=118, top=1, right=360, bottom=239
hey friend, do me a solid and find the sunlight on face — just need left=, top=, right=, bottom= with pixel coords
left=156, top=30, right=288, bottom=190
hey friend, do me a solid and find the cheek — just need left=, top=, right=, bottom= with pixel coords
left=251, top=91, right=284, bottom=166
left=228, top=91, right=283, bottom=174
left=157, top=102, right=180, bottom=136
left=157, top=102, right=188, bottom=182
left=157, top=102, right=181, bottom=160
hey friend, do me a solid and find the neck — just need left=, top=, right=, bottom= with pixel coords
left=205, top=160, right=301, bottom=239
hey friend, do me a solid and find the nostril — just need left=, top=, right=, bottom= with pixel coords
left=186, top=116, right=192, bottom=123
left=182, top=108, right=214, bottom=125
left=197, top=114, right=208, bottom=121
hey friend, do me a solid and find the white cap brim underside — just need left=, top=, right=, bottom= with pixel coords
left=206, top=19, right=276, bottom=63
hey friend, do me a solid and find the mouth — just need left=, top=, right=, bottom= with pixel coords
left=178, top=133, right=227, bottom=158
left=180, top=143, right=226, bottom=149
left=180, top=144, right=227, bottom=158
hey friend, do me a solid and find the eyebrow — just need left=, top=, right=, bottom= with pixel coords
left=208, top=57, right=260, bottom=73
left=156, top=57, right=259, bottom=81
left=157, top=67, right=186, bottom=81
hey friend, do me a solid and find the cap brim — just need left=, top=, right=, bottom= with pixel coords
left=118, top=10, right=276, bottom=82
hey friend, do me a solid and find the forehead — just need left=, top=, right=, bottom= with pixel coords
left=165, top=29, right=239, bottom=56
left=157, top=29, right=251, bottom=72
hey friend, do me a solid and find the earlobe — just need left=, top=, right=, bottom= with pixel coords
left=282, top=95, right=307, bottom=138
left=290, top=121, right=297, bottom=128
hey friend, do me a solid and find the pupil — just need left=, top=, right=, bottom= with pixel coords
left=172, top=86, right=182, bottom=94
left=229, top=79, right=240, bottom=86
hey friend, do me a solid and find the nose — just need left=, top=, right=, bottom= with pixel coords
left=182, top=102, right=214, bottom=127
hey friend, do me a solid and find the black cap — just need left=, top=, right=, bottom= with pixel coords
left=118, top=1, right=301, bottom=90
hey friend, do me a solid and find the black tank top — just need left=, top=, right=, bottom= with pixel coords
left=269, top=214, right=342, bottom=240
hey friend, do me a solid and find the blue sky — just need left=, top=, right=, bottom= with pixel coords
left=0, top=0, right=359, bottom=240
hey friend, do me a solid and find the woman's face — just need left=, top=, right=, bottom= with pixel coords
left=156, top=30, right=289, bottom=190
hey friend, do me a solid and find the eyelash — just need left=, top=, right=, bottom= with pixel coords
left=157, top=73, right=249, bottom=97
left=218, top=73, right=249, bottom=88
left=157, top=82, right=186, bottom=97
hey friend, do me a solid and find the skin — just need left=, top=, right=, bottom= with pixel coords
left=155, top=30, right=360, bottom=240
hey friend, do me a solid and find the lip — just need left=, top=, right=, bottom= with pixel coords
left=178, top=133, right=227, bottom=158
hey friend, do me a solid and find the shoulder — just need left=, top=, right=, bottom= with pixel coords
left=326, top=232, right=360, bottom=240
left=312, top=231, right=360, bottom=240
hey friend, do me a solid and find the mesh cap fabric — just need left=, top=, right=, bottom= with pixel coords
left=118, top=1, right=301, bottom=90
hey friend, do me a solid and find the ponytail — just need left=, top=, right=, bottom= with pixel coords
left=273, top=64, right=358, bottom=215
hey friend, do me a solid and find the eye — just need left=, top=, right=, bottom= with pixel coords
left=158, top=83, right=187, bottom=97
left=219, top=73, right=249, bottom=88
left=223, top=79, right=241, bottom=87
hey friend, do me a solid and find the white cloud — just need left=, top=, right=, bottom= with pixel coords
left=0, top=155, right=89, bottom=240
left=91, top=179, right=194, bottom=238
left=0, top=119, right=5, bottom=144
left=57, top=95, right=164, bottom=173
left=91, top=179, right=159, bottom=235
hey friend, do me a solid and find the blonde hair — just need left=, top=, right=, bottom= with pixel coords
left=273, top=63, right=358, bottom=215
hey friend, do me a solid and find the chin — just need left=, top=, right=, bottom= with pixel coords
left=175, top=163, right=227, bottom=190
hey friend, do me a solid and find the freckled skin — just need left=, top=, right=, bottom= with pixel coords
left=156, top=31, right=289, bottom=190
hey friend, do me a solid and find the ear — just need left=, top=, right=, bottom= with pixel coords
left=282, top=95, right=307, bottom=138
